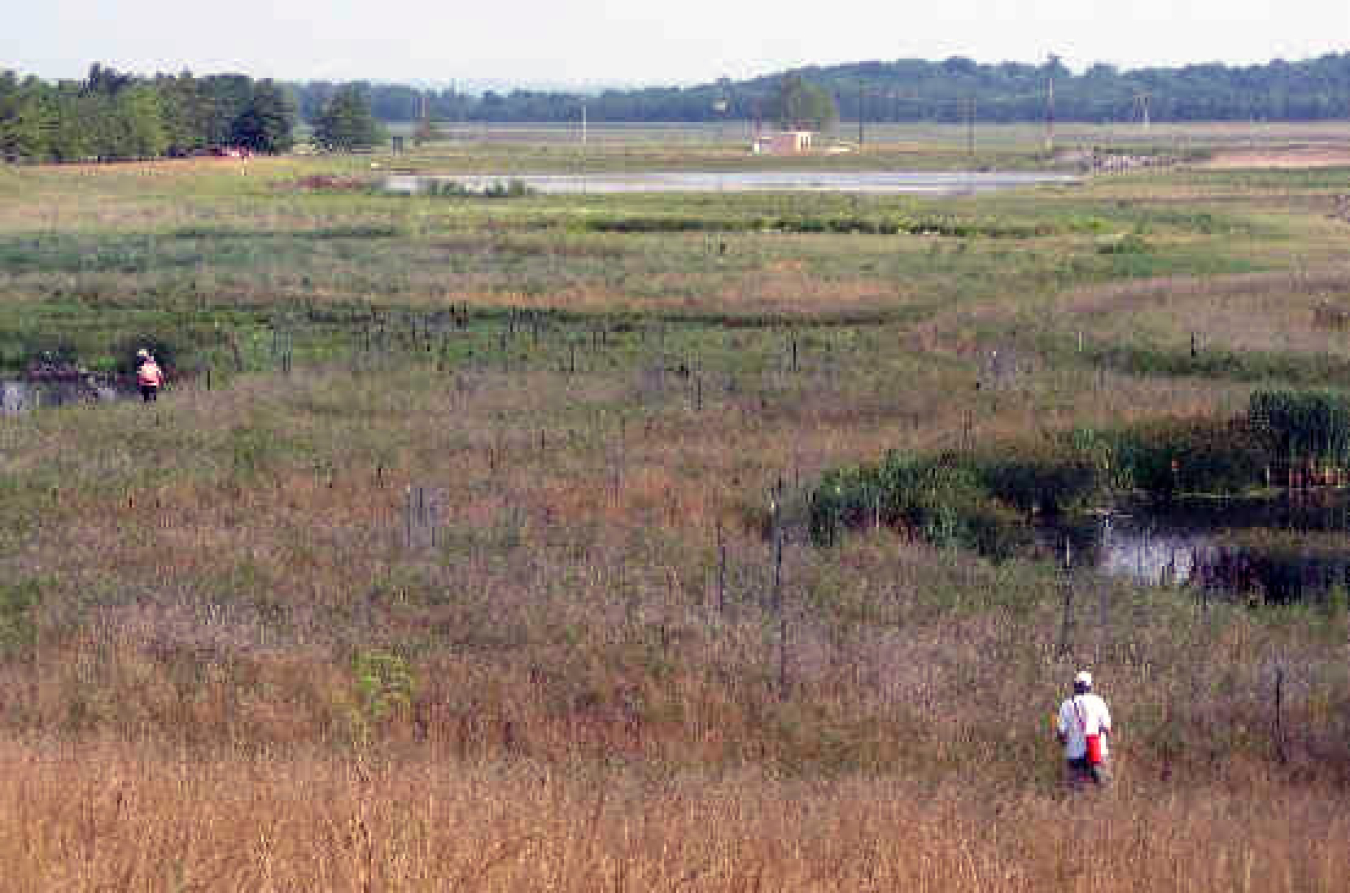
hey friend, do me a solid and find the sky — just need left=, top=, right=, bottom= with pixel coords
left=5, top=1, right=1349, bottom=88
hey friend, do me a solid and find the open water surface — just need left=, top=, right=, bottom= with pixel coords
left=1044, top=494, right=1350, bottom=602
left=384, top=170, right=1081, bottom=196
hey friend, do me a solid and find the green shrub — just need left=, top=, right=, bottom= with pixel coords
left=1095, top=232, right=1150, bottom=255
left=1249, top=389, right=1350, bottom=467
left=352, top=649, right=415, bottom=723
left=813, top=410, right=1280, bottom=555
left=0, top=578, right=42, bottom=660
left=809, top=450, right=1030, bottom=557
left=1100, top=416, right=1268, bottom=498
left=13, top=335, right=80, bottom=370
left=483, top=178, right=534, bottom=199
left=972, top=439, right=1102, bottom=516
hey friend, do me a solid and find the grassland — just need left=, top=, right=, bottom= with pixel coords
left=1, top=127, right=1348, bottom=889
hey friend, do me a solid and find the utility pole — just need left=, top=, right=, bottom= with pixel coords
left=857, top=82, right=865, bottom=147
left=967, top=96, right=977, bottom=158
left=1044, top=76, right=1056, bottom=154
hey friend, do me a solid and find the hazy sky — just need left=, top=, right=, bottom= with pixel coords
left=6, top=1, right=1348, bottom=87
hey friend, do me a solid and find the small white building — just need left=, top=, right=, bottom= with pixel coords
left=752, top=131, right=815, bottom=155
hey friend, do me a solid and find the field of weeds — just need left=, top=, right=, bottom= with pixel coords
left=1, top=136, right=1348, bottom=890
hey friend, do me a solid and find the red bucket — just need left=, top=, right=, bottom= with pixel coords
left=1086, top=733, right=1104, bottom=765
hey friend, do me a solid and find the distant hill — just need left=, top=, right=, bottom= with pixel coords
left=289, top=53, right=1350, bottom=125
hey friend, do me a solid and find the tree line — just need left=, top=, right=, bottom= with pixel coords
left=6, top=52, right=1350, bottom=163
left=0, top=64, right=389, bottom=162
left=286, top=52, right=1350, bottom=126
left=0, top=64, right=298, bottom=162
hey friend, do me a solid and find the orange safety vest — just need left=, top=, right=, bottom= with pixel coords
left=137, top=362, right=163, bottom=388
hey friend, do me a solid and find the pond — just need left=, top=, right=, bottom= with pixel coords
left=1042, top=494, right=1350, bottom=602
left=383, top=170, right=1081, bottom=196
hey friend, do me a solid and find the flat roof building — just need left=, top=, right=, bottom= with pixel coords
left=753, top=131, right=814, bottom=155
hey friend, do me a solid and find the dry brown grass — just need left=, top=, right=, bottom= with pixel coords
left=1203, top=147, right=1350, bottom=169
left=1059, top=266, right=1350, bottom=359
left=0, top=740, right=1344, bottom=892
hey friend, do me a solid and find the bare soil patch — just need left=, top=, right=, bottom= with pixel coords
left=1204, top=146, right=1350, bottom=169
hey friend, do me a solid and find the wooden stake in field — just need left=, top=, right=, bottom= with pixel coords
left=716, top=521, right=727, bottom=614
left=1057, top=538, right=1075, bottom=657
left=771, top=492, right=789, bottom=699
left=1096, top=579, right=1110, bottom=664
left=1273, top=666, right=1288, bottom=764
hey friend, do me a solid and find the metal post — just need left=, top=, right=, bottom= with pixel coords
left=773, top=506, right=787, bottom=698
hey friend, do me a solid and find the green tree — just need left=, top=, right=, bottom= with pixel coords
left=0, top=72, right=49, bottom=160
left=312, top=85, right=383, bottom=151
left=115, top=84, right=167, bottom=157
left=200, top=74, right=254, bottom=147
left=83, top=62, right=134, bottom=97
left=44, top=84, right=92, bottom=161
left=231, top=80, right=296, bottom=153
left=772, top=74, right=838, bottom=131
left=155, top=72, right=211, bottom=156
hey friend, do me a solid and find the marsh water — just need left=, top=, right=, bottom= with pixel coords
left=384, top=170, right=1081, bottom=196
left=1043, top=494, right=1350, bottom=602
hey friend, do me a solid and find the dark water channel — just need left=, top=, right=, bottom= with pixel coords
left=1041, top=494, right=1350, bottom=602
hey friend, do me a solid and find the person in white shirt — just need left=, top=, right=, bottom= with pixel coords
left=1056, top=670, right=1113, bottom=789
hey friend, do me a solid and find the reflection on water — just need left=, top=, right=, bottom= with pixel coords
left=1047, top=495, right=1350, bottom=602
left=1098, top=517, right=1201, bottom=586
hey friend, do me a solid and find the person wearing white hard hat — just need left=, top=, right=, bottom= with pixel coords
left=1056, top=670, right=1113, bottom=790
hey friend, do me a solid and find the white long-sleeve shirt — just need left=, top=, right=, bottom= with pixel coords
left=1057, top=693, right=1112, bottom=760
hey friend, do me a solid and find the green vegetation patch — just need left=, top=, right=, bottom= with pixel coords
left=811, top=389, right=1346, bottom=553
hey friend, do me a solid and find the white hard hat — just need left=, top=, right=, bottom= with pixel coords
left=1074, top=670, right=1093, bottom=688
